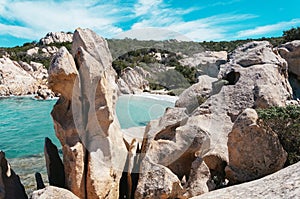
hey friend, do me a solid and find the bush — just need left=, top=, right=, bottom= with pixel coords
left=257, top=105, right=300, bottom=166
left=283, top=27, right=300, bottom=42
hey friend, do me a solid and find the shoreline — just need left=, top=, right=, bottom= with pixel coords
left=119, top=92, right=178, bottom=103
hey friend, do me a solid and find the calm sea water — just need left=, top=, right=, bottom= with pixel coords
left=0, top=95, right=174, bottom=158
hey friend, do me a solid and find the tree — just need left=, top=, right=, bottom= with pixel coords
left=283, top=27, right=300, bottom=42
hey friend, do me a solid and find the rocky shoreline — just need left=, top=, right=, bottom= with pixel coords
left=0, top=28, right=300, bottom=198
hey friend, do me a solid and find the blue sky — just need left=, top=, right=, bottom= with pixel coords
left=0, top=0, right=300, bottom=47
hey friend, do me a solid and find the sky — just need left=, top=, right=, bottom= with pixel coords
left=0, top=0, right=300, bottom=47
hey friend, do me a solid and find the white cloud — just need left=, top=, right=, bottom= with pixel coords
left=0, top=23, right=39, bottom=39
left=134, top=0, right=163, bottom=16
left=129, top=13, right=256, bottom=41
left=237, top=19, right=300, bottom=38
left=0, top=0, right=126, bottom=40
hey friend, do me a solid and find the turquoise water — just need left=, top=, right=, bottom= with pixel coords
left=0, top=95, right=173, bottom=158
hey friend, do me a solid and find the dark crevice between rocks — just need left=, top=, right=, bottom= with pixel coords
left=167, top=153, right=196, bottom=183
left=154, top=123, right=180, bottom=141
left=119, top=140, right=142, bottom=199
left=289, top=73, right=300, bottom=99
left=227, top=111, right=242, bottom=123
left=203, top=155, right=227, bottom=189
left=222, top=70, right=240, bottom=85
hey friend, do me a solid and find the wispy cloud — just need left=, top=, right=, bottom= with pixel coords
left=0, top=0, right=128, bottom=40
left=237, top=19, right=300, bottom=38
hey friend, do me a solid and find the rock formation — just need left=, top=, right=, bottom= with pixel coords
left=0, top=55, right=53, bottom=97
left=225, top=108, right=287, bottom=184
left=34, top=172, right=45, bottom=190
left=0, top=57, right=39, bottom=96
left=179, top=51, right=227, bottom=77
left=135, top=41, right=293, bottom=198
left=44, top=137, right=65, bottom=188
left=31, top=186, right=79, bottom=199
left=117, top=66, right=150, bottom=94
left=191, top=161, right=300, bottom=199
left=135, top=107, right=213, bottom=198
left=40, top=32, right=73, bottom=45
left=175, top=75, right=218, bottom=113
left=0, top=151, right=28, bottom=199
left=278, top=40, right=300, bottom=79
left=49, top=28, right=127, bottom=198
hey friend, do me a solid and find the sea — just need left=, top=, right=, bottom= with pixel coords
left=0, top=94, right=175, bottom=194
left=0, top=94, right=175, bottom=159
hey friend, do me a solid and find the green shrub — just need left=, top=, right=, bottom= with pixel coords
left=283, top=27, right=300, bottom=42
left=257, top=105, right=300, bottom=166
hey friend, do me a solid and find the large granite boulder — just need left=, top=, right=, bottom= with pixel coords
left=135, top=107, right=213, bottom=198
left=175, top=75, right=218, bottom=113
left=225, top=108, right=287, bottom=184
left=0, top=151, right=28, bottom=199
left=179, top=51, right=227, bottom=77
left=278, top=40, right=300, bottom=79
left=117, top=66, right=150, bottom=94
left=191, top=161, right=300, bottom=199
left=228, top=41, right=287, bottom=68
left=31, top=186, right=79, bottom=199
left=49, top=28, right=127, bottom=198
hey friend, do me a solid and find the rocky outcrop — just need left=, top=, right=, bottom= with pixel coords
left=44, top=137, right=65, bottom=188
left=278, top=40, right=300, bottom=79
left=191, top=161, right=300, bottom=199
left=117, top=66, right=150, bottom=94
left=135, top=107, right=213, bottom=198
left=40, top=32, right=73, bottom=45
left=195, top=41, right=292, bottom=181
left=0, top=57, right=39, bottom=96
left=179, top=51, right=227, bottom=77
left=137, top=41, right=293, bottom=198
left=175, top=75, right=218, bottom=113
left=0, top=55, right=54, bottom=98
left=49, top=28, right=127, bottom=198
left=228, top=41, right=287, bottom=68
left=31, top=186, right=79, bottom=199
left=225, top=108, right=287, bottom=184
left=0, top=151, right=28, bottom=199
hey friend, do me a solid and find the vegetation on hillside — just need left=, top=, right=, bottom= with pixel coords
left=257, top=105, right=300, bottom=166
left=283, top=27, right=300, bottom=42
left=0, top=26, right=299, bottom=91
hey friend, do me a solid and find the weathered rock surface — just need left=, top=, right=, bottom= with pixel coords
left=136, top=107, right=213, bottom=198
left=225, top=108, right=287, bottom=184
left=0, top=151, right=28, bottom=199
left=228, top=41, right=287, bottom=68
left=179, top=51, right=227, bottom=77
left=49, top=28, right=127, bottom=199
left=0, top=57, right=39, bottom=96
left=183, top=157, right=215, bottom=198
left=31, top=186, right=79, bottom=199
left=278, top=40, right=300, bottom=79
left=191, top=161, right=300, bottom=199
left=44, top=137, right=65, bottom=188
left=138, top=41, right=293, bottom=198
left=117, top=66, right=150, bottom=94
left=175, top=75, right=218, bottom=113
left=134, top=156, right=184, bottom=199
left=40, top=32, right=73, bottom=45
